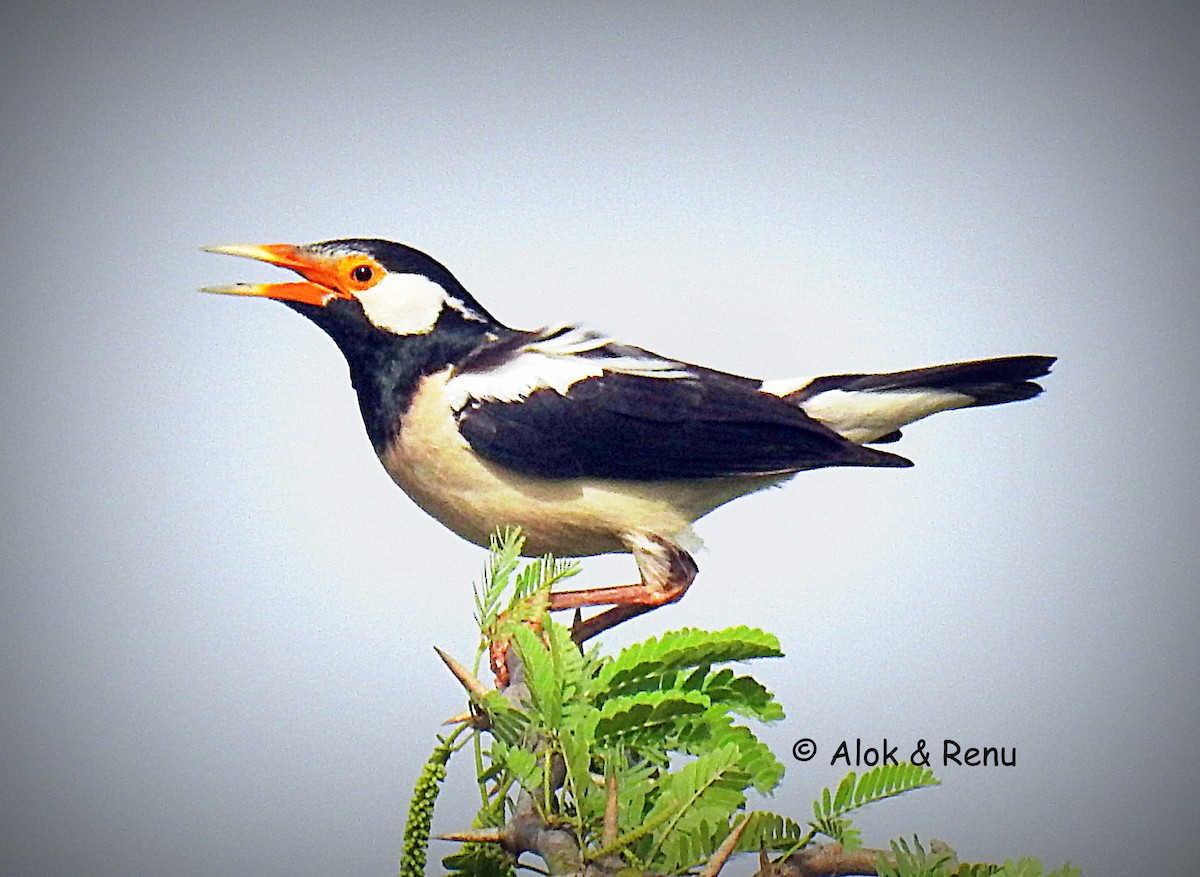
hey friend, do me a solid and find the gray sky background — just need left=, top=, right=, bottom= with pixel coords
left=2, top=3, right=1197, bottom=875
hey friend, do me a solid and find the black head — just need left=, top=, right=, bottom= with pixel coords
left=204, top=238, right=512, bottom=448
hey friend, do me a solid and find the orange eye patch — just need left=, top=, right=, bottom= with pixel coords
left=339, top=256, right=385, bottom=293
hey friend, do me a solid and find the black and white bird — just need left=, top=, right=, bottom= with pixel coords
left=204, top=239, right=1054, bottom=642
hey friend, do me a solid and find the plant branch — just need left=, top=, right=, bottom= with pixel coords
left=753, top=844, right=889, bottom=876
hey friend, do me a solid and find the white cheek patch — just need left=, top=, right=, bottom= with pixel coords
left=355, top=273, right=448, bottom=335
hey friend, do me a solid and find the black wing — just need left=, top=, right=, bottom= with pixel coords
left=455, top=369, right=912, bottom=481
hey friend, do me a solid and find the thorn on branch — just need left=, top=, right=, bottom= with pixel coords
left=435, top=827, right=506, bottom=844
left=602, top=770, right=618, bottom=848
left=698, top=816, right=749, bottom=877
left=434, top=645, right=490, bottom=700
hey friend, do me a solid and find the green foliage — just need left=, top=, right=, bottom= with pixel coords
left=441, top=845, right=515, bottom=877
left=815, top=762, right=940, bottom=827
left=474, top=527, right=578, bottom=647
left=403, top=530, right=1080, bottom=877
left=963, top=860, right=1080, bottom=877
left=734, top=810, right=805, bottom=853
left=594, top=688, right=711, bottom=741
left=873, top=836, right=958, bottom=877
left=399, top=724, right=467, bottom=877
left=450, top=530, right=790, bottom=873
left=640, top=744, right=750, bottom=873
left=727, top=762, right=941, bottom=861
left=873, top=837, right=1082, bottom=877
left=794, top=763, right=939, bottom=851
left=592, top=626, right=783, bottom=697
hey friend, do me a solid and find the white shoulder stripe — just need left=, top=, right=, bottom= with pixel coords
left=530, top=327, right=694, bottom=380
left=528, top=325, right=613, bottom=355
left=445, top=326, right=693, bottom=411
left=759, top=376, right=815, bottom=397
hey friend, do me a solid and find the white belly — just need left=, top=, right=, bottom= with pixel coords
left=377, top=369, right=777, bottom=556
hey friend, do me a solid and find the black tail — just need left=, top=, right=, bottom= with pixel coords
left=784, top=355, right=1056, bottom=445
left=786, top=355, right=1056, bottom=407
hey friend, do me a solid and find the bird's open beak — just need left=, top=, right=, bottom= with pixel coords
left=202, top=243, right=347, bottom=306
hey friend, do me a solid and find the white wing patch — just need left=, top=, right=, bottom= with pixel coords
left=796, top=387, right=974, bottom=444
left=445, top=326, right=694, bottom=410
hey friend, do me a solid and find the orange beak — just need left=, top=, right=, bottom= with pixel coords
left=202, top=243, right=350, bottom=306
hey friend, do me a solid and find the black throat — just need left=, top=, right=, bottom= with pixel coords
left=284, top=298, right=504, bottom=452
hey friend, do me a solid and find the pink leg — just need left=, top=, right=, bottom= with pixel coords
left=546, top=534, right=699, bottom=643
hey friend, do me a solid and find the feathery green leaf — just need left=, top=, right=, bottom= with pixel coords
left=644, top=744, right=750, bottom=872
left=734, top=811, right=805, bottom=852
left=442, top=844, right=515, bottom=877
left=593, top=689, right=711, bottom=743
left=594, top=627, right=782, bottom=697
left=698, top=667, right=785, bottom=722
left=474, top=528, right=525, bottom=629
left=476, top=690, right=530, bottom=747
left=670, top=710, right=785, bottom=794
left=816, top=763, right=940, bottom=821
left=511, top=624, right=562, bottom=729
left=875, top=836, right=956, bottom=877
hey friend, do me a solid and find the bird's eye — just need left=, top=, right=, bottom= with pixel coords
left=341, top=256, right=383, bottom=292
